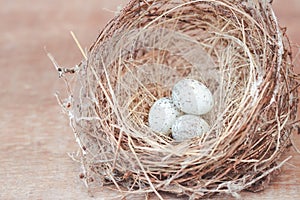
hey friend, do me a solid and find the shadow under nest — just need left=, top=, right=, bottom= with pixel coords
left=58, top=0, right=299, bottom=199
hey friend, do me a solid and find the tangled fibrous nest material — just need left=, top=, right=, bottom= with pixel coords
left=59, top=0, right=299, bottom=199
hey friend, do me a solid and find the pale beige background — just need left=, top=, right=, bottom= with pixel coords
left=0, top=0, right=299, bottom=199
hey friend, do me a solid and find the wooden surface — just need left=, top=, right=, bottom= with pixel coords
left=0, top=0, right=299, bottom=199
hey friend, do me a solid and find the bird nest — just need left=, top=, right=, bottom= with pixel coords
left=57, top=0, right=299, bottom=199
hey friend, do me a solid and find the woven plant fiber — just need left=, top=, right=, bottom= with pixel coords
left=58, top=0, right=299, bottom=199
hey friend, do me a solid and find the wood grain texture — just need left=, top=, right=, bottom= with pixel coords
left=0, top=0, right=299, bottom=199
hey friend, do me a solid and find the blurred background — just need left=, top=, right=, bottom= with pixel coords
left=0, top=0, right=299, bottom=199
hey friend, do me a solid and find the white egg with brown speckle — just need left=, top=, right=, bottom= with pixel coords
left=172, top=79, right=214, bottom=115
left=172, top=115, right=210, bottom=141
left=148, top=98, right=182, bottom=135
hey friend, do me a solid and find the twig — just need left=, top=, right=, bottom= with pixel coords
left=70, top=31, right=87, bottom=60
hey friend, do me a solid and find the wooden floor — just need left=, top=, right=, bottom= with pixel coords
left=0, top=0, right=299, bottom=199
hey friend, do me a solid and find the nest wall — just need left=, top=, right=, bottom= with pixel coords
left=63, top=0, right=299, bottom=199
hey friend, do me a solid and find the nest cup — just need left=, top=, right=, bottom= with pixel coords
left=65, top=0, right=299, bottom=199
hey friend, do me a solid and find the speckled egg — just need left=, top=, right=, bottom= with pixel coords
left=148, top=98, right=182, bottom=135
left=172, top=79, right=214, bottom=115
left=172, top=115, right=210, bottom=141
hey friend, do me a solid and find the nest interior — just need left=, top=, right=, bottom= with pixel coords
left=62, top=0, right=299, bottom=199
